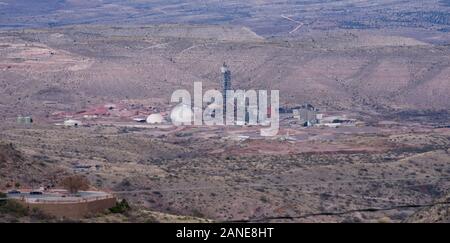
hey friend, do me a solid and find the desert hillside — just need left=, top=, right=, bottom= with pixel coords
left=406, top=193, right=450, bottom=223
left=0, top=0, right=449, bottom=224
left=0, top=142, right=66, bottom=190
left=1, top=25, right=449, bottom=122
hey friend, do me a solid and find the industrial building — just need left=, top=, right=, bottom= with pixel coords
left=293, top=103, right=321, bottom=127
left=221, top=62, right=232, bottom=116
left=17, top=116, right=33, bottom=124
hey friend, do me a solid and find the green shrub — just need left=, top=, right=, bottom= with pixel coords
left=109, top=199, right=131, bottom=214
left=0, top=200, right=29, bottom=217
left=260, top=195, right=269, bottom=203
left=30, top=207, right=52, bottom=221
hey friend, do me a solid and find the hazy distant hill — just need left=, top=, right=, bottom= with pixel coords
left=0, top=1, right=449, bottom=118
left=1, top=0, right=450, bottom=39
left=0, top=25, right=449, bottom=120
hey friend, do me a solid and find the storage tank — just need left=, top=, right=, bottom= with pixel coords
left=146, top=114, right=164, bottom=124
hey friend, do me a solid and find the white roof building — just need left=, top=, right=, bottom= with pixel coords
left=146, top=114, right=165, bottom=124
left=64, top=119, right=82, bottom=127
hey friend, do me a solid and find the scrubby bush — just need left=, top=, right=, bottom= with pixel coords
left=260, top=195, right=269, bottom=203
left=60, top=175, right=90, bottom=194
left=191, top=209, right=204, bottom=218
left=109, top=199, right=131, bottom=214
left=0, top=200, right=29, bottom=217
left=144, top=216, right=159, bottom=223
left=30, top=207, right=53, bottom=221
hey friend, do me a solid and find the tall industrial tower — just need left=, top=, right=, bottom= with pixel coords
left=221, top=62, right=231, bottom=114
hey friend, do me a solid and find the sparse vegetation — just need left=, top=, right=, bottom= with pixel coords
left=109, top=199, right=131, bottom=214
left=0, top=0, right=449, bottom=223
left=0, top=200, right=29, bottom=217
left=60, top=175, right=90, bottom=194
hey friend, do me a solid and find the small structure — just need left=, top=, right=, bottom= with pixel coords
left=64, top=119, right=82, bottom=127
left=83, top=115, right=98, bottom=119
left=72, top=164, right=92, bottom=172
left=224, top=135, right=250, bottom=142
left=6, top=189, right=116, bottom=218
left=133, top=118, right=147, bottom=123
left=293, top=103, right=320, bottom=127
left=316, top=113, right=324, bottom=121
left=104, top=104, right=117, bottom=110
left=146, top=114, right=165, bottom=124
left=317, top=115, right=357, bottom=128
left=17, top=116, right=33, bottom=124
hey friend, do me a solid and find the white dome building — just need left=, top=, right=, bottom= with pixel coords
left=146, top=114, right=164, bottom=124
left=170, top=104, right=192, bottom=125
left=64, top=119, right=82, bottom=127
